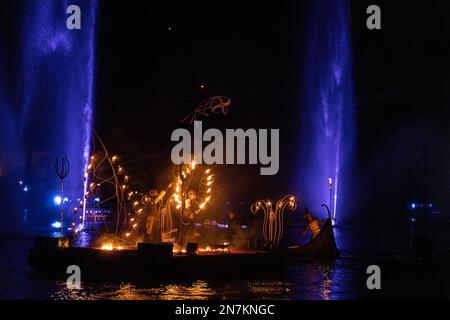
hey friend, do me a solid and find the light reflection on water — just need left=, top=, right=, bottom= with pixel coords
left=46, top=261, right=363, bottom=300
left=51, top=280, right=300, bottom=300
left=53, top=281, right=227, bottom=300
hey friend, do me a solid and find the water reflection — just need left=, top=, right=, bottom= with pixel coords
left=0, top=230, right=365, bottom=300
left=44, top=261, right=361, bottom=300
left=51, top=281, right=216, bottom=300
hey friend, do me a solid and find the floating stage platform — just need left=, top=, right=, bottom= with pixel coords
left=28, top=219, right=339, bottom=281
left=28, top=246, right=286, bottom=280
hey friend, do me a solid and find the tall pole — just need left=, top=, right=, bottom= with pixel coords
left=179, top=165, right=184, bottom=254
left=55, top=155, right=69, bottom=238
left=328, top=178, right=333, bottom=220
left=60, top=178, right=64, bottom=237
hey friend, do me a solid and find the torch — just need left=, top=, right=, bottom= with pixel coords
left=178, top=164, right=185, bottom=254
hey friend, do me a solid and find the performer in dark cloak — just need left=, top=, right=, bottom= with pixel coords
left=143, top=190, right=162, bottom=243
left=182, top=190, right=201, bottom=245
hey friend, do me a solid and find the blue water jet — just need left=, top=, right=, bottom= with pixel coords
left=298, top=0, right=355, bottom=223
left=19, top=0, right=97, bottom=228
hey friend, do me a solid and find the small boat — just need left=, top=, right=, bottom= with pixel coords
left=286, top=218, right=339, bottom=258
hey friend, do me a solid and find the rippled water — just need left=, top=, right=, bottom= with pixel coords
left=1, top=224, right=449, bottom=300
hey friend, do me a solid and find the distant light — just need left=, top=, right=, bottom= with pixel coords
left=19, top=181, right=24, bottom=186
left=63, top=197, right=69, bottom=203
left=51, top=221, right=62, bottom=228
left=54, top=196, right=62, bottom=206
left=94, top=197, right=100, bottom=203
left=23, top=185, right=29, bottom=192
left=429, top=204, right=433, bottom=208
left=200, top=84, right=205, bottom=89
left=411, top=203, right=416, bottom=209
left=410, top=217, right=416, bottom=223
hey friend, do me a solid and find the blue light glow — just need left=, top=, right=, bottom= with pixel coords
left=54, top=196, right=62, bottom=206
left=53, top=196, right=69, bottom=206
left=51, top=221, right=62, bottom=229
left=20, top=1, right=97, bottom=229
left=298, top=0, right=354, bottom=222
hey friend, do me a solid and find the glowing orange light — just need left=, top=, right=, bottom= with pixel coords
left=100, top=243, right=123, bottom=251
left=101, top=244, right=113, bottom=251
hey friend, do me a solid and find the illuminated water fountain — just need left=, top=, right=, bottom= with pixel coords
left=19, top=0, right=97, bottom=229
left=297, top=0, right=355, bottom=223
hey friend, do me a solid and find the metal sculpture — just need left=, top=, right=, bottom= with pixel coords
left=55, top=155, right=70, bottom=237
left=172, top=163, right=214, bottom=253
left=181, top=96, right=231, bottom=124
left=251, top=194, right=297, bottom=250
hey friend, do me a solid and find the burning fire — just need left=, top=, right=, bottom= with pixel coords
left=100, top=243, right=123, bottom=251
left=101, top=243, right=113, bottom=250
left=172, top=242, right=230, bottom=254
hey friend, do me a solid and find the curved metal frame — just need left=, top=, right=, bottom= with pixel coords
left=251, top=194, right=297, bottom=249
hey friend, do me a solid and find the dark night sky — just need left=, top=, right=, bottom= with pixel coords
left=94, top=0, right=450, bottom=222
left=1, top=0, right=449, bottom=224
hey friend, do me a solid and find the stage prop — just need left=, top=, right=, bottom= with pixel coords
left=251, top=194, right=297, bottom=250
